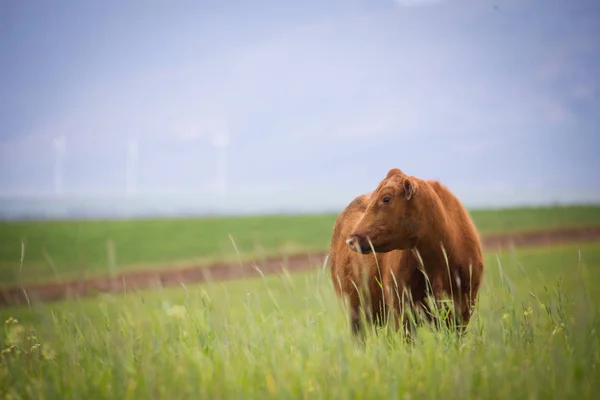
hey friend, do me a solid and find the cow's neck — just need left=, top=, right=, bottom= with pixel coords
left=413, top=190, right=456, bottom=273
left=415, top=233, right=454, bottom=273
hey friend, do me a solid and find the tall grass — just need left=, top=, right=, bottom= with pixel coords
left=1, top=242, right=599, bottom=399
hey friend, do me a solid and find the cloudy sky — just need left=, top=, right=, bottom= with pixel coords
left=1, top=0, right=599, bottom=210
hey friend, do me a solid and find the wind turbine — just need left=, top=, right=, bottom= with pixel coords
left=52, top=135, right=66, bottom=196
left=212, top=130, right=229, bottom=195
left=125, top=138, right=139, bottom=196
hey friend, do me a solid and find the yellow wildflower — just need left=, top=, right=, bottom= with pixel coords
left=6, top=324, right=24, bottom=345
left=41, top=344, right=56, bottom=360
left=552, top=323, right=565, bottom=336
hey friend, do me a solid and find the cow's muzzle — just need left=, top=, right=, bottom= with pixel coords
left=346, top=232, right=372, bottom=253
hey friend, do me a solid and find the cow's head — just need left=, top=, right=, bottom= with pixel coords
left=346, top=168, right=421, bottom=253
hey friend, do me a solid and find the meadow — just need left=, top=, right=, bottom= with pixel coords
left=1, top=204, right=600, bottom=286
left=1, top=238, right=599, bottom=399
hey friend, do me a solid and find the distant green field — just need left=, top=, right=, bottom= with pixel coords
left=1, top=204, right=600, bottom=286
left=1, top=241, right=599, bottom=399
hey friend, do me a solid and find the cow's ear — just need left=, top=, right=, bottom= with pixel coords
left=386, top=168, right=404, bottom=179
left=403, top=178, right=417, bottom=200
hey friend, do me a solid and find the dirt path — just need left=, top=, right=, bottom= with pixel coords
left=2, top=226, right=600, bottom=308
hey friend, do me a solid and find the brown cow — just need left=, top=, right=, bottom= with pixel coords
left=329, top=168, right=484, bottom=340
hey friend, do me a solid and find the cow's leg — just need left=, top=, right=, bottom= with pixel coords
left=424, top=275, right=451, bottom=331
left=391, top=288, right=421, bottom=345
left=454, top=272, right=482, bottom=337
left=401, top=303, right=424, bottom=345
left=347, top=289, right=366, bottom=342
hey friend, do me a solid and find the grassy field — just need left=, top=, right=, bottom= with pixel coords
left=1, top=205, right=600, bottom=286
left=1, top=240, right=599, bottom=399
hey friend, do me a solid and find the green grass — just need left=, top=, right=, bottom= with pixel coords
left=1, top=241, right=599, bottom=399
left=1, top=204, right=600, bottom=286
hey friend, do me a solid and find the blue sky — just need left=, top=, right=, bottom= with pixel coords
left=1, top=0, right=599, bottom=211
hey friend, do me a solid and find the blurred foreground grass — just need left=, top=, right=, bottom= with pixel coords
left=1, top=205, right=600, bottom=286
left=1, top=241, right=599, bottom=399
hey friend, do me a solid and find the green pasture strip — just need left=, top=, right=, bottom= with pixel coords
left=1, top=242, right=599, bottom=399
left=468, top=204, right=600, bottom=235
left=1, top=204, right=599, bottom=286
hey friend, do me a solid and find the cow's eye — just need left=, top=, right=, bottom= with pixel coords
left=382, top=196, right=391, bottom=204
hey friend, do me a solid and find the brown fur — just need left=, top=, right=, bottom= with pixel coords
left=329, top=168, right=484, bottom=339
